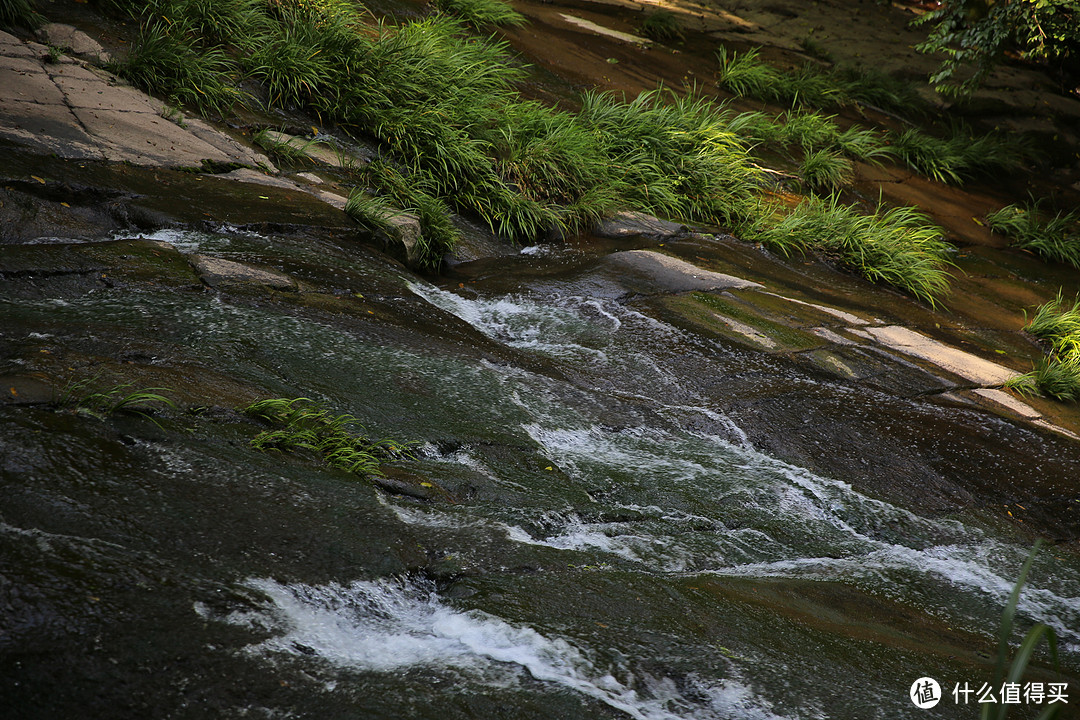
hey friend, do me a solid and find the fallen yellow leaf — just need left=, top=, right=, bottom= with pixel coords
left=31, top=175, right=45, bottom=184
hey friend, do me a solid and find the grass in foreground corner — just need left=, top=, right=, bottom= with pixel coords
left=1006, top=292, right=1080, bottom=402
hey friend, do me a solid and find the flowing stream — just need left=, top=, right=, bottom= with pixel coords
left=2, top=226, right=1078, bottom=718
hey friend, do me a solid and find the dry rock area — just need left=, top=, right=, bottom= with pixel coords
left=0, top=28, right=269, bottom=168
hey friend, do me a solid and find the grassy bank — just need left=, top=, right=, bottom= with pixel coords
left=88, top=0, right=956, bottom=303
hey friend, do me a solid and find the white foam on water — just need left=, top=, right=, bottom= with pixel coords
left=250, top=277, right=1080, bottom=664
left=407, top=283, right=618, bottom=362
left=508, top=419, right=1080, bottom=651
left=213, top=577, right=790, bottom=720
left=115, top=227, right=223, bottom=253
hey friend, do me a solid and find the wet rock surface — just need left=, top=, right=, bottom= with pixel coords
left=593, top=210, right=687, bottom=240
left=3, top=2, right=1080, bottom=719
left=598, top=249, right=762, bottom=295
left=189, top=254, right=299, bottom=291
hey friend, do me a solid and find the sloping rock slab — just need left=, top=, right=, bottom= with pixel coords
left=856, top=325, right=1017, bottom=387
left=594, top=211, right=687, bottom=241
left=36, top=23, right=109, bottom=63
left=190, top=255, right=297, bottom=291
left=599, top=250, right=761, bottom=295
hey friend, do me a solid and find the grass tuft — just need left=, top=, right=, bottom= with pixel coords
left=242, top=397, right=411, bottom=478
left=579, top=88, right=759, bottom=226
left=890, top=125, right=1030, bottom=184
left=0, top=0, right=41, bottom=29
left=978, top=542, right=1065, bottom=720
left=987, top=202, right=1080, bottom=269
left=716, top=46, right=783, bottom=101
left=116, top=14, right=242, bottom=114
left=639, top=9, right=683, bottom=42
left=1009, top=292, right=1080, bottom=403
left=776, top=110, right=840, bottom=149
left=433, top=0, right=525, bottom=29
left=716, top=44, right=919, bottom=114
left=252, top=128, right=324, bottom=165
left=743, top=195, right=954, bottom=305
left=344, top=190, right=404, bottom=237
left=1025, top=291, right=1080, bottom=354
left=799, top=148, right=853, bottom=190
left=57, top=380, right=177, bottom=421
left=363, top=159, right=460, bottom=269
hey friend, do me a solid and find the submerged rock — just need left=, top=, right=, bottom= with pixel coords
left=189, top=254, right=297, bottom=291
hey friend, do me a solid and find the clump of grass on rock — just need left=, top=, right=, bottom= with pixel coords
left=987, top=202, right=1080, bottom=269
left=742, top=194, right=954, bottom=306
left=242, top=397, right=411, bottom=477
left=433, top=0, right=525, bottom=29
left=578, top=88, right=759, bottom=226
left=639, top=10, right=683, bottom=43
left=1006, top=292, right=1080, bottom=402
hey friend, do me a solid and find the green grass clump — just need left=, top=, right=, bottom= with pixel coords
left=890, top=126, right=1029, bottom=184
left=715, top=45, right=918, bottom=114
left=0, top=0, right=41, bottom=29
left=344, top=190, right=404, bottom=237
left=433, top=0, right=525, bottom=29
left=118, top=14, right=242, bottom=114
left=831, top=65, right=922, bottom=112
left=578, top=88, right=759, bottom=225
left=716, top=47, right=784, bottom=101
left=987, top=202, right=1080, bottom=269
left=362, top=159, right=461, bottom=269
left=835, top=125, right=893, bottom=164
left=1025, top=292, right=1080, bottom=355
left=723, top=110, right=782, bottom=145
left=58, top=380, right=177, bottom=420
left=776, top=64, right=839, bottom=107
left=724, top=109, right=890, bottom=191
left=252, top=129, right=324, bottom=164
left=242, top=397, right=410, bottom=477
left=1007, top=293, right=1080, bottom=402
left=799, top=148, right=853, bottom=190
left=978, top=541, right=1066, bottom=720
left=639, top=9, right=683, bottom=42
left=1007, top=356, right=1080, bottom=403
left=775, top=110, right=840, bottom=149
left=744, top=195, right=954, bottom=305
